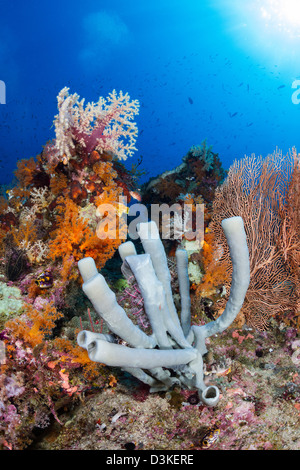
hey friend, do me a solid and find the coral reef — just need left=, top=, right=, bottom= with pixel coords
left=141, top=140, right=226, bottom=210
left=0, top=87, right=141, bottom=449
left=1, top=87, right=140, bottom=287
left=0, top=81, right=299, bottom=450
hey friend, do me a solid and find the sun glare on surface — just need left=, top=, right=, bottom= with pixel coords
left=260, top=0, right=300, bottom=37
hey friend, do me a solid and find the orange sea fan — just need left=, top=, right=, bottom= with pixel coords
left=277, top=154, right=300, bottom=328
left=199, top=149, right=298, bottom=330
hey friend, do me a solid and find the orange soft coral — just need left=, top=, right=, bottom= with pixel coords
left=5, top=301, right=63, bottom=348
left=14, top=157, right=37, bottom=187
left=0, top=196, right=8, bottom=213
left=49, top=172, right=68, bottom=196
left=11, top=219, right=37, bottom=248
left=196, top=230, right=230, bottom=298
left=93, top=160, right=118, bottom=186
left=48, top=195, right=125, bottom=282
left=52, top=337, right=101, bottom=380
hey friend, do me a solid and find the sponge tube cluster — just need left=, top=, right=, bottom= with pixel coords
left=77, top=216, right=250, bottom=406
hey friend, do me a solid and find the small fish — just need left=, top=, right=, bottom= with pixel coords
left=35, top=269, right=53, bottom=288
left=277, top=84, right=286, bottom=89
left=129, top=190, right=142, bottom=202
left=188, top=97, right=193, bottom=104
left=200, top=425, right=220, bottom=449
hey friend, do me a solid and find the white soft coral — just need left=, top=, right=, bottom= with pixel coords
left=53, top=87, right=139, bottom=161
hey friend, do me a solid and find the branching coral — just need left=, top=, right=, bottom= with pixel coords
left=141, top=141, right=226, bottom=266
left=0, top=85, right=141, bottom=449
left=0, top=282, right=24, bottom=328
left=53, top=87, right=139, bottom=161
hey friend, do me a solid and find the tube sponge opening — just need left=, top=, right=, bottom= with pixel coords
left=221, top=215, right=244, bottom=234
left=118, top=241, right=137, bottom=261
left=78, top=257, right=98, bottom=283
left=201, top=386, right=220, bottom=407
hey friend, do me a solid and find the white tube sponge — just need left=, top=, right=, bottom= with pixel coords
left=125, top=253, right=191, bottom=349
left=118, top=241, right=137, bottom=261
left=78, top=257, right=98, bottom=283
left=201, top=386, right=220, bottom=407
left=118, top=241, right=137, bottom=280
left=199, top=216, right=250, bottom=338
left=122, top=367, right=166, bottom=389
left=76, top=215, right=250, bottom=408
left=176, top=248, right=191, bottom=337
left=137, top=221, right=181, bottom=330
left=79, top=258, right=155, bottom=349
left=86, top=339, right=197, bottom=368
left=77, top=330, right=116, bottom=349
left=125, top=253, right=173, bottom=349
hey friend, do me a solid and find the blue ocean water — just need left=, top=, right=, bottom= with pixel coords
left=0, top=0, right=300, bottom=186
